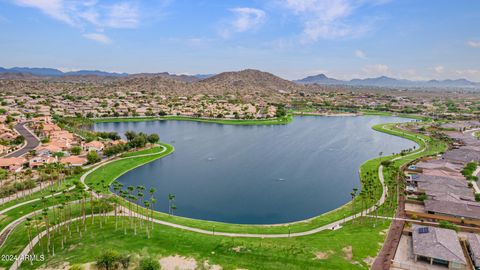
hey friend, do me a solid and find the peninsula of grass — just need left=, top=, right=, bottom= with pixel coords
left=84, top=143, right=174, bottom=193
left=83, top=121, right=445, bottom=235
left=92, top=114, right=293, bottom=125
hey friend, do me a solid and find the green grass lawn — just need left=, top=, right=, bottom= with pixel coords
left=0, top=202, right=103, bottom=268
left=25, top=217, right=389, bottom=270
left=85, top=143, right=174, bottom=193
left=120, top=146, right=165, bottom=157
left=0, top=174, right=81, bottom=213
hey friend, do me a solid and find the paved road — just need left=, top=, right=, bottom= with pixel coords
left=5, top=122, right=40, bottom=158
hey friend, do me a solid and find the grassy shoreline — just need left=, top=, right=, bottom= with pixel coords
left=5, top=118, right=449, bottom=270
left=83, top=120, right=445, bottom=234
left=92, top=115, right=293, bottom=125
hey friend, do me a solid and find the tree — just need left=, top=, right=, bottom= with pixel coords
left=147, top=133, right=160, bottom=144
left=0, top=169, right=7, bottom=180
left=129, top=135, right=147, bottom=148
left=96, top=251, right=119, bottom=270
left=138, top=257, right=160, bottom=270
left=168, top=193, right=175, bottom=216
left=144, top=201, right=150, bottom=238
left=125, top=131, right=137, bottom=141
left=87, top=151, right=100, bottom=164
left=70, top=146, right=81, bottom=155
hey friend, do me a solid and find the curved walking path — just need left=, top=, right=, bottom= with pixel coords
left=8, top=124, right=432, bottom=268
left=77, top=124, right=427, bottom=238
left=0, top=199, right=83, bottom=247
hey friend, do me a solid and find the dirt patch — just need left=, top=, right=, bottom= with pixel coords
left=37, top=262, right=70, bottom=270
left=314, top=250, right=333, bottom=260
left=363, top=256, right=375, bottom=266
left=159, top=255, right=197, bottom=270
left=379, top=229, right=388, bottom=235
left=203, top=261, right=222, bottom=270
left=342, top=246, right=353, bottom=261
left=232, top=246, right=244, bottom=253
left=68, top=244, right=78, bottom=251
left=80, top=262, right=97, bottom=270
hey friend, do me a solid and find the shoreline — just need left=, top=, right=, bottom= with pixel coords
left=82, top=117, right=442, bottom=234
left=90, top=111, right=429, bottom=125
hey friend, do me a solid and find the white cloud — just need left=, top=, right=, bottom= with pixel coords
left=220, top=7, right=266, bottom=38
left=455, top=69, right=480, bottom=81
left=104, top=2, right=139, bottom=28
left=13, top=0, right=140, bottom=43
left=280, top=0, right=389, bottom=41
left=467, top=40, right=480, bottom=48
left=15, top=0, right=74, bottom=25
left=354, top=49, right=367, bottom=59
left=361, top=64, right=390, bottom=77
left=434, top=65, right=444, bottom=74
left=83, top=33, right=112, bottom=44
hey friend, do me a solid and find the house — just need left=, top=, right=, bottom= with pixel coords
left=0, top=145, right=9, bottom=155
left=60, top=156, right=87, bottom=167
left=0, top=132, right=16, bottom=141
left=407, top=174, right=466, bottom=188
left=422, top=169, right=465, bottom=180
left=28, top=156, right=57, bottom=168
left=412, top=225, right=467, bottom=269
left=36, top=144, right=63, bottom=157
left=467, top=233, right=480, bottom=269
left=443, top=148, right=480, bottom=164
left=0, top=157, right=26, bottom=172
left=424, top=199, right=480, bottom=220
left=83, top=141, right=104, bottom=152
left=414, top=160, right=464, bottom=173
left=417, top=182, right=475, bottom=201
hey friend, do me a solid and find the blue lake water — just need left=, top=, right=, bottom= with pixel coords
left=93, top=116, right=417, bottom=224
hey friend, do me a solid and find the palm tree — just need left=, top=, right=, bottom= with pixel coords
left=127, top=186, right=134, bottom=227
left=25, top=217, right=34, bottom=256
left=150, top=198, right=156, bottom=231
left=42, top=208, right=51, bottom=254
left=149, top=188, right=155, bottom=227
left=130, top=195, right=138, bottom=235
left=120, top=192, right=128, bottom=235
left=143, top=201, right=150, bottom=238
left=168, top=193, right=175, bottom=216
left=88, top=188, right=94, bottom=224
left=171, top=203, right=177, bottom=215
left=350, top=189, right=356, bottom=223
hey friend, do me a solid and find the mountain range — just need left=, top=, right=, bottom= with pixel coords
left=1, top=66, right=479, bottom=90
left=0, top=67, right=213, bottom=81
left=295, top=74, right=480, bottom=89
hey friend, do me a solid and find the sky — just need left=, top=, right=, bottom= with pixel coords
left=0, top=0, right=479, bottom=81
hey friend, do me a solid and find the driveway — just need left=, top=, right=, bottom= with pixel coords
left=5, top=122, right=40, bottom=157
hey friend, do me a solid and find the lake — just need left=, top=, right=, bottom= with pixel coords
left=93, top=116, right=417, bottom=224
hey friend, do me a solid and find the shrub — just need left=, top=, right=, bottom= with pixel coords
left=87, top=151, right=101, bottom=164
left=439, top=220, right=458, bottom=232
left=96, top=251, right=119, bottom=270
left=70, top=146, right=82, bottom=155
left=137, top=257, right=160, bottom=270
left=381, top=160, right=392, bottom=167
